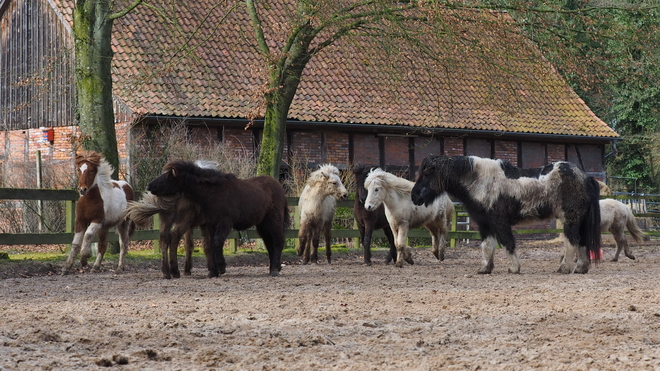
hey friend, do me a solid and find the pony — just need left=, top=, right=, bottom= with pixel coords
left=364, top=168, right=454, bottom=268
left=146, top=160, right=289, bottom=277
left=297, top=164, right=348, bottom=264
left=597, top=180, right=613, bottom=197
left=124, top=160, right=218, bottom=279
left=411, top=155, right=601, bottom=274
left=599, top=198, right=649, bottom=262
left=62, top=151, right=135, bottom=275
left=352, top=164, right=396, bottom=265
left=124, top=191, right=209, bottom=279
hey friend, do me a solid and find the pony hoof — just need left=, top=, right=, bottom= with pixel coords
left=163, top=274, right=172, bottom=279
left=507, top=268, right=520, bottom=274
left=432, top=250, right=444, bottom=261
left=405, top=258, right=415, bottom=265
left=363, top=261, right=373, bottom=266
left=394, top=261, right=404, bottom=268
left=269, top=270, right=279, bottom=277
left=626, top=254, right=636, bottom=260
left=61, top=269, right=70, bottom=276
left=574, top=265, right=589, bottom=274
left=610, top=257, right=619, bottom=262
left=556, top=265, right=572, bottom=274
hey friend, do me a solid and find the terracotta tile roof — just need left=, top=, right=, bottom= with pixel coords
left=51, top=0, right=618, bottom=138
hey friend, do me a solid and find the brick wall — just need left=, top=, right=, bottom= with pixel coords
left=444, top=137, right=464, bottom=156
left=223, top=127, right=255, bottom=158
left=414, top=136, right=442, bottom=166
left=291, top=131, right=323, bottom=164
left=494, top=140, right=518, bottom=166
left=352, top=133, right=379, bottom=165
left=325, top=132, right=349, bottom=166
left=547, top=143, right=565, bottom=163
left=383, top=136, right=409, bottom=166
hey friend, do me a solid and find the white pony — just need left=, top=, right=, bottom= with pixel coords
left=364, top=168, right=453, bottom=268
left=297, top=164, right=348, bottom=264
left=600, top=198, right=649, bottom=262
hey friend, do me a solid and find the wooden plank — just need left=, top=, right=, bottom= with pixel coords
left=0, top=188, right=79, bottom=201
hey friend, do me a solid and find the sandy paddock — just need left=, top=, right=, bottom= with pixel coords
left=1, top=240, right=660, bottom=370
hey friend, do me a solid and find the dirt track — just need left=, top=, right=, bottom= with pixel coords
left=1, top=239, right=660, bottom=370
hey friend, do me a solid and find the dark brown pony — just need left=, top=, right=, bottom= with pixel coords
left=147, top=160, right=290, bottom=277
left=62, top=151, right=135, bottom=275
left=124, top=192, right=210, bottom=279
left=352, top=164, right=396, bottom=265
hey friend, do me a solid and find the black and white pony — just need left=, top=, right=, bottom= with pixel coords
left=411, top=155, right=602, bottom=274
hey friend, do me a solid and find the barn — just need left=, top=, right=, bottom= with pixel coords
left=0, top=0, right=619, bottom=188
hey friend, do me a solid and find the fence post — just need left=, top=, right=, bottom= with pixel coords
left=353, top=218, right=360, bottom=250
left=65, top=199, right=75, bottom=252
left=450, top=205, right=458, bottom=248
left=152, top=214, right=160, bottom=253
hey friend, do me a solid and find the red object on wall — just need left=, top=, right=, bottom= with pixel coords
left=42, top=128, right=54, bottom=142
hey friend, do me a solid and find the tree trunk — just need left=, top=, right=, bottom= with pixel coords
left=73, top=0, right=120, bottom=177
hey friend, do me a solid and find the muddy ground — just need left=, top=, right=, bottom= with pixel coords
left=1, top=238, right=660, bottom=370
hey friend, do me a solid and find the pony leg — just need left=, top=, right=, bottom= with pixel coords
left=611, top=227, right=623, bottom=262
left=392, top=223, right=413, bottom=268
left=62, top=231, right=85, bottom=275
left=80, top=222, right=102, bottom=268
left=168, top=225, right=188, bottom=279
left=426, top=224, right=445, bottom=261
left=559, top=223, right=590, bottom=274
left=357, top=221, right=372, bottom=265
left=183, top=229, right=194, bottom=275
left=478, top=236, right=497, bottom=274
left=159, top=228, right=173, bottom=279
left=116, top=220, right=130, bottom=272
left=256, top=223, right=284, bottom=277
left=324, top=224, right=332, bottom=264
left=207, top=224, right=229, bottom=278
left=200, top=225, right=215, bottom=275
left=91, top=228, right=109, bottom=272
left=311, top=235, right=320, bottom=264
left=383, top=226, right=396, bottom=265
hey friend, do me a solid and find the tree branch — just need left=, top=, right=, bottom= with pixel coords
left=245, top=0, right=271, bottom=56
left=109, top=0, right=143, bottom=20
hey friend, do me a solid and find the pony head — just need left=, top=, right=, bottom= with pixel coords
left=147, top=160, right=192, bottom=196
left=364, top=168, right=387, bottom=211
left=352, top=164, right=375, bottom=204
left=75, top=151, right=112, bottom=195
left=307, top=164, right=348, bottom=200
left=411, top=155, right=448, bottom=206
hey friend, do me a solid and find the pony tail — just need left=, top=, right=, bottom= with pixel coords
left=582, top=177, right=602, bottom=262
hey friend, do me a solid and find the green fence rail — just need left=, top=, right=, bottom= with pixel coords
left=1, top=188, right=658, bottom=249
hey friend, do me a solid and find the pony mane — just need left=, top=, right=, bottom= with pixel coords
left=352, top=163, right=374, bottom=176
left=307, top=164, right=340, bottom=185
left=164, top=160, right=235, bottom=185
left=75, top=150, right=116, bottom=184
left=75, top=151, right=102, bottom=168
left=365, top=168, right=413, bottom=195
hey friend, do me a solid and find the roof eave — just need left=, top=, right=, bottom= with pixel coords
left=138, top=115, right=619, bottom=144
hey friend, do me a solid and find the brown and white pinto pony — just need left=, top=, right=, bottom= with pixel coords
left=412, top=155, right=601, bottom=274
left=62, top=151, right=135, bottom=275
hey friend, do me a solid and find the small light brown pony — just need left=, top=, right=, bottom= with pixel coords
left=62, top=151, right=135, bottom=275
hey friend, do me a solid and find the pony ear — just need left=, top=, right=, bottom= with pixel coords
left=171, top=168, right=177, bottom=177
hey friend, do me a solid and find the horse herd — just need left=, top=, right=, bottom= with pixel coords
left=61, top=151, right=649, bottom=279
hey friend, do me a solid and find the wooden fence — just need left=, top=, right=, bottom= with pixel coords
left=0, top=188, right=658, bottom=251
